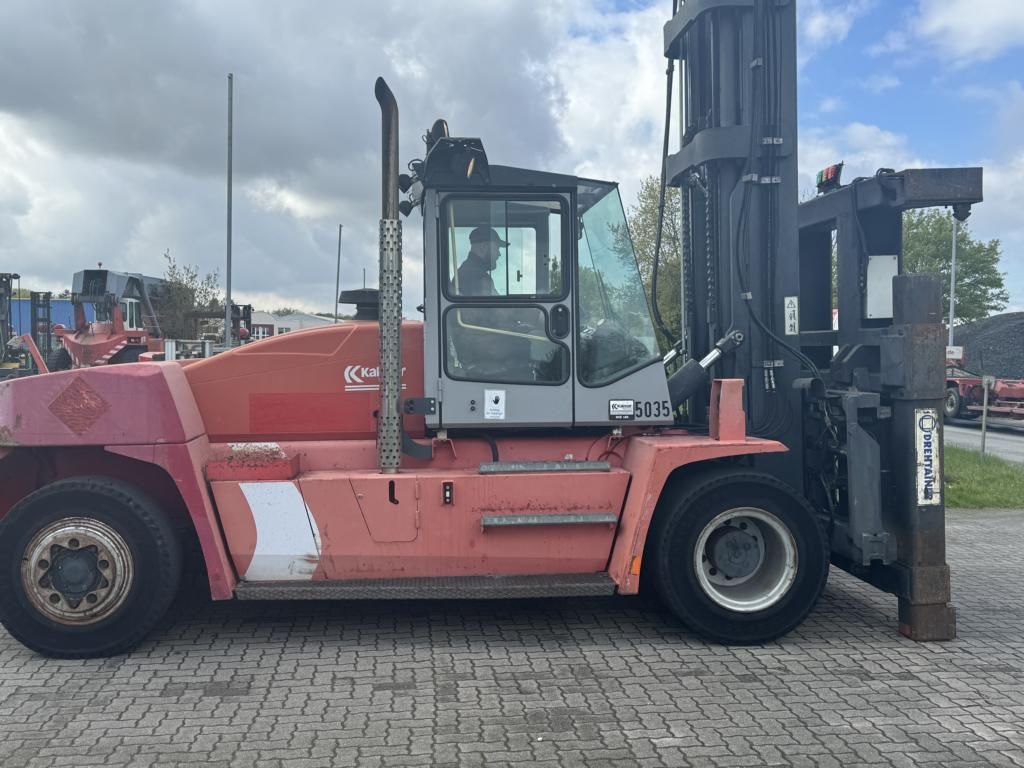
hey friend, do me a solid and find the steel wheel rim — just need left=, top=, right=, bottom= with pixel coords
left=21, top=517, right=134, bottom=625
left=945, top=390, right=958, bottom=414
left=693, top=507, right=798, bottom=613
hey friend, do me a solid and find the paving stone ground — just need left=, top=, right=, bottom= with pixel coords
left=1, top=508, right=1022, bottom=768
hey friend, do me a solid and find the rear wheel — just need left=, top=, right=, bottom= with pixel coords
left=650, top=470, right=828, bottom=644
left=944, top=387, right=962, bottom=422
left=0, top=477, right=181, bottom=658
left=46, top=346, right=72, bottom=372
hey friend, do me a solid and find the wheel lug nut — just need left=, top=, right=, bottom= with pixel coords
left=38, top=559, right=49, bottom=569
left=86, top=594, right=98, bottom=604
left=709, top=568, right=718, bottom=576
left=69, top=538, right=80, bottom=549
left=48, top=594, right=60, bottom=604
left=739, top=522, right=748, bottom=530
left=98, top=560, right=109, bottom=570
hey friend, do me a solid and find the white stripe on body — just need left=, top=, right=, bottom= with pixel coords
left=238, top=482, right=321, bottom=581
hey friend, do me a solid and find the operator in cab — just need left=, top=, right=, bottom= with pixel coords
left=455, top=226, right=508, bottom=296
left=449, top=224, right=536, bottom=380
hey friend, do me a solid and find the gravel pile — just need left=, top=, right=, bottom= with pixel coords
left=954, top=312, right=1024, bottom=380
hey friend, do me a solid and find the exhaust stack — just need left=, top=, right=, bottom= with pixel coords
left=375, top=77, right=402, bottom=474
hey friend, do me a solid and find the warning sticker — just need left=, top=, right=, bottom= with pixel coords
left=915, top=408, right=941, bottom=506
left=484, top=389, right=506, bottom=420
left=784, top=296, right=800, bottom=336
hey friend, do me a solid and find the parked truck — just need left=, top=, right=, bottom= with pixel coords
left=946, top=363, right=1024, bottom=421
left=0, top=0, right=981, bottom=657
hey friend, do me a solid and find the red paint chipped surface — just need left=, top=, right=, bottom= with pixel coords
left=48, top=377, right=110, bottom=435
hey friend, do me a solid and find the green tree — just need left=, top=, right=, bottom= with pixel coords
left=159, top=251, right=222, bottom=339
left=272, top=307, right=302, bottom=316
left=903, top=209, right=1007, bottom=324
left=625, top=175, right=681, bottom=352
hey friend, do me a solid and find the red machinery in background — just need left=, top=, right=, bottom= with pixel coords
left=49, top=269, right=165, bottom=370
left=945, top=362, right=1024, bottom=421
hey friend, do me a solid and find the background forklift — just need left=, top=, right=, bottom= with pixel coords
left=48, top=268, right=165, bottom=369
left=0, top=274, right=50, bottom=379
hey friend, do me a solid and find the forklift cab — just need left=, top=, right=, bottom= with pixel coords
left=419, top=148, right=674, bottom=429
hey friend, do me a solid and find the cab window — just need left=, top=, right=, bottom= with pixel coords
left=576, top=183, right=660, bottom=386
left=444, top=198, right=564, bottom=299
left=442, top=196, right=569, bottom=385
left=445, top=306, right=569, bottom=385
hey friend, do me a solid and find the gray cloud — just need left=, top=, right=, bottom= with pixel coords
left=0, top=0, right=581, bottom=313
left=3, top=0, right=1021, bottom=317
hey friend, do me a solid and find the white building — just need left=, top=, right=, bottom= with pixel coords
left=250, top=310, right=335, bottom=340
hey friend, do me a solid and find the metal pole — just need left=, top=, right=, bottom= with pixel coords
left=980, top=376, right=992, bottom=457
left=334, top=224, right=343, bottom=323
left=947, top=213, right=957, bottom=347
left=225, top=73, right=234, bottom=348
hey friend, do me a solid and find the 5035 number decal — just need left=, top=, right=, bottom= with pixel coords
left=635, top=400, right=672, bottom=419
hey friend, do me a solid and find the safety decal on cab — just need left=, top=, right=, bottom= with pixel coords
left=484, top=389, right=506, bottom=420
left=608, top=399, right=635, bottom=421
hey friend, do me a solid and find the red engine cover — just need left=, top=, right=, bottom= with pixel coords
left=184, top=322, right=425, bottom=442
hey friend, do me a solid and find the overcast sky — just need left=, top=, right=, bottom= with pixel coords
left=1, top=0, right=1022, bottom=315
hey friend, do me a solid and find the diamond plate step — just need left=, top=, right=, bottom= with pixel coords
left=235, top=573, right=616, bottom=601
left=480, top=513, right=619, bottom=528
left=478, top=460, right=611, bottom=474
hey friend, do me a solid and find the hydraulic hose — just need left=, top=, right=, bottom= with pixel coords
left=651, top=0, right=680, bottom=348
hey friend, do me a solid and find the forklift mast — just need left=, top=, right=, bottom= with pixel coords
left=29, top=292, right=52, bottom=359
left=665, top=0, right=982, bottom=640
left=0, top=274, right=15, bottom=364
left=666, top=0, right=803, bottom=486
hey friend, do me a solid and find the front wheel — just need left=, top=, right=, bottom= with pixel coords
left=0, top=477, right=182, bottom=658
left=650, top=470, right=828, bottom=644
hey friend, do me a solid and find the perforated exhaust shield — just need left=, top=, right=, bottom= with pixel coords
left=377, top=218, right=402, bottom=473
left=375, top=77, right=402, bottom=474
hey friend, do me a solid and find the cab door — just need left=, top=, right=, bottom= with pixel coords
left=434, top=193, right=574, bottom=428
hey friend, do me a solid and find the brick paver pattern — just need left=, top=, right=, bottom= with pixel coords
left=1, top=508, right=1022, bottom=767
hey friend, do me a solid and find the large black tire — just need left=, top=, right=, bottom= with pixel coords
left=108, top=346, right=144, bottom=365
left=649, top=469, right=828, bottom=645
left=46, top=346, right=72, bottom=372
left=0, top=477, right=182, bottom=658
left=944, top=387, right=963, bottom=422
left=944, top=386, right=979, bottom=421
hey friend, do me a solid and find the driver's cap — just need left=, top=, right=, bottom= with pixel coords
left=469, top=226, right=510, bottom=247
